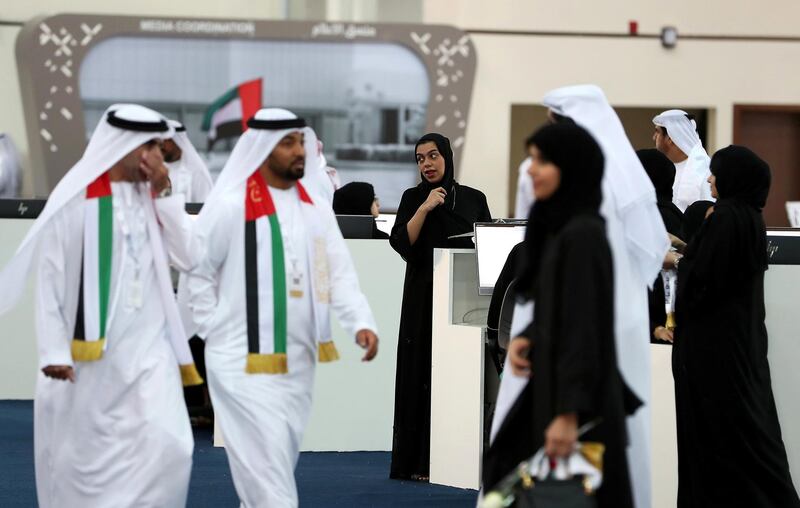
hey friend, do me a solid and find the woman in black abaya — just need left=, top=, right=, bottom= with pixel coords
left=681, top=200, right=714, bottom=245
left=637, top=148, right=683, bottom=236
left=637, top=148, right=685, bottom=344
left=483, top=123, right=638, bottom=507
left=332, top=181, right=389, bottom=239
left=673, top=145, right=800, bottom=508
left=389, top=133, right=491, bottom=480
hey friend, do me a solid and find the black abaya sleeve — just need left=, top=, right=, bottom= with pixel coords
left=390, top=188, right=423, bottom=261
left=682, top=208, right=749, bottom=307
left=648, top=274, right=669, bottom=344
left=478, top=194, right=492, bottom=222
left=487, top=242, right=523, bottom=340
left=553, top=225, right=606, bottom=417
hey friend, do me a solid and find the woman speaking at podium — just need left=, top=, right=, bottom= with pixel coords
left=389, top=133, right=491, bottom=481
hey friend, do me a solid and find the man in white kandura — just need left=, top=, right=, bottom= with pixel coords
left=162, top=119, right=214, bottom=202
left=185, top=108, right=379, bottom=507
left=0, top=104, right=203, bottom=507
left=513, top=132, right=539, bottom=218
left=652, top=109, right=714, bottom=212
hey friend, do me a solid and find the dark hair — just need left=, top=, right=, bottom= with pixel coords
left=637, top=148, right=675, bottom=201
left=524, top=131, right=537, bottom=149
left=550, top=112, right=575, bottom=125
left=333, top=182, right=376, bottom=216
left=525, top=112, right=575, bottom=149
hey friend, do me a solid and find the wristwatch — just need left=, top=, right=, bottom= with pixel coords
left=673, top=255, right=681, bottom=270
left=155, top=178, right=173, bottom=199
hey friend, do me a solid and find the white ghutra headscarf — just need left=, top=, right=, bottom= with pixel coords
left=165, top=119, right=214, bottom=203
left=0, top=104, right=176, bottom=315
left=653, top=109, right=714, bottom=212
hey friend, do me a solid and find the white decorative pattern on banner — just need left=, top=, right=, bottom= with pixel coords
left=35, top=20, right=105, bottom=157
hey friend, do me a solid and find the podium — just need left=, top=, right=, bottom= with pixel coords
left=429, top=248, right=491, bottom=489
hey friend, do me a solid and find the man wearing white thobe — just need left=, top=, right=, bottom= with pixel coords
left=653, top=110, right=714, bottom=212
left=163, top=119, right=214, bottom=202
left=186, top=108, right=378, bottom=508
left=0, top=104, right=202, bottom=507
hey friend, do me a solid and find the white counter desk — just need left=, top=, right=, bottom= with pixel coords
left=427, top=241, right=800, bottom=504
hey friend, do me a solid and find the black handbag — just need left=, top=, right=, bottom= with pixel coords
left=513, top=471, right=597, bottom=508
left=481, top=426, right=604, bottom=508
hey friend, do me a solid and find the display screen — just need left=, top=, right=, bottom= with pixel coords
left=474, top=223, right=526, bottom=295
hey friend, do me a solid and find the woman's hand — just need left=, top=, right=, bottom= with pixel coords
left=664, top=251, right=682, bottom=270
left=653, top=326, right=674, bottom=343
left=545, top=413, right=578, bottom=458
left=507, top=336, right=532, bottom=377
left=420, top=187, right=446, bottom=213
left=668, top=233, right=687, bottom=253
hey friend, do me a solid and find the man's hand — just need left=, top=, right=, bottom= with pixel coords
left=545, top=413, right=578, bottom=458
left=42, top=365, right=75, bottom=382
left=508, top=336, right=532, bottom=377
left=140, top=144, right=171, bottom=195
left=356, top=329, right=379, bottom=362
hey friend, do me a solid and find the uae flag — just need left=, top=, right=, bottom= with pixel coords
left=202, top=78, right=263, bottom=148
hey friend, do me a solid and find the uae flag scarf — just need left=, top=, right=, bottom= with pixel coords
left=244, top=170, right=339, bottom=374
left=71, top=172, right=203, bottom=386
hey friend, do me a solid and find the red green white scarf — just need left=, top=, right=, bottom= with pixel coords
left=71, top=172, right=203, bottom=386
left=244, top=171, right=338, bottom=374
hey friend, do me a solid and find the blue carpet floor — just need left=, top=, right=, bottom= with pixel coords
left=0, top=400, right=477, bottom=507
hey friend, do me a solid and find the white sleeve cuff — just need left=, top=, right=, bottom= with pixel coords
left=38, top=350, right=74, bottom=369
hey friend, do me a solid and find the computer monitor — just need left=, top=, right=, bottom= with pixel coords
left=474, top=222, right=526, bottom=295
left=336, top=215, right=375, bottom=239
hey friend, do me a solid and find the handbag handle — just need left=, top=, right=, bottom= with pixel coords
left=526, top=418, right=604, bottom=485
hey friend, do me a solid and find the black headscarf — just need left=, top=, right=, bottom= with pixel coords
left=681, top=200, right=714, bottom=244
left=711, top=145, right=770, bottom=210
left=637, top=148, right=675, bottom=201
left=517, top=122, right=605, bottom=296
left=333, top=182, right=375, bottom=215
left=637, top=148, right=683, bottom=236
left=331, top=181, right=389, bottom=239
left=706, top=145, right=771, bottom=272
left=415, top=133, right=456, bottom=210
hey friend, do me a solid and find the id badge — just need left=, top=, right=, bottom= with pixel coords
left=127, top=279, right=144, bottom=309
left=289, top=271, right=304, bottom=299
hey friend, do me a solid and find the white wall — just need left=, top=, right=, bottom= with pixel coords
left=423, top=0, right=800, bottom=37
left=423, top=0, right=800, bottom=216
left=3, top=2, right=285, bottom=21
